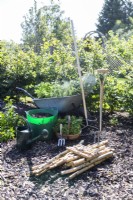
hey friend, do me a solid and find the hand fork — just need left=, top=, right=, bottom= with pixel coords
left=58, top=124, right=65, bottom=146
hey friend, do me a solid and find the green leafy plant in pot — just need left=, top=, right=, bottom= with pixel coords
left=54, top=115, right=83, bottom=140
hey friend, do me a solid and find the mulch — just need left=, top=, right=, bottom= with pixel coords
left=0, top=104, right=133, bottom=200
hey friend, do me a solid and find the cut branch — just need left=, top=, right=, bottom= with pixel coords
left=31, top=140, right=113, bottom=178
left=69, top=153, right=113, bottom=179
left=61, top=151, right=113, bottom=175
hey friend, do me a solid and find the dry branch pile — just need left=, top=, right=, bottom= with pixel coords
left=32, top=140, right=114, bottom=179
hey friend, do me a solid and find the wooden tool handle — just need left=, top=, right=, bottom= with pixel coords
left=68, top=115, right=71, bottom=129
left=100, top=80, right=104, bottom=132
left=60, top=124, right=63, bottom=137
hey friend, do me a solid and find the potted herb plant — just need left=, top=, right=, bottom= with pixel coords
left=54, top=115, right=83, bottom=140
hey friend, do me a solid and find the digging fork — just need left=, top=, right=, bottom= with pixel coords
left=58, top=124, right=65, bottom=146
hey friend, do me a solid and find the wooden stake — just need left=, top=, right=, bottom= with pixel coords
left=97, top=69, right=109, bottom=141
left=32, top=140, right=111, bottom=177
left=66, top=147, right=91, bottom=159
left=71, top=147, right=112, bottom=167
left=61, top=151, right=113, bottom=175
left=32, top=150, right=69, bottom=171
left=69, top=155, right=112, bottom=179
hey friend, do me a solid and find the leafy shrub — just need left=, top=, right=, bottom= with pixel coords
left=0, top=97, right=19, bottom=142
left=104, top=77, right=124, bottom=113
left=54, top=115, right=83, bottom=135
left=122, top=78, right=133, bottom=115
left=86, top=72, right=133, bottom=115
left=109, top=116, right=118, bottom=126
left=34, top=73, right=96, bottom=98
left=103, top=75, right=132, bottom=114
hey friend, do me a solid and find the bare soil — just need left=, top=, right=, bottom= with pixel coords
left=0, top=104, right=133, bottom=200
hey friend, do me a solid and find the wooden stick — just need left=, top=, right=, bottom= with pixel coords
left=32, top=150, right=69, bottom=171
left=65, top=155, right=79, bottom=163
left=88, top=140, right=108, bottom=148
left=71, top=147, right=112, bottom=167
left=65, top=140, right=109, bottom=165
left=75, top=140, right=108, bottom=150
left=32, top=140, right=110, bottom=176
left=69, top=155, right=112, bottom=179
left=99, top=79, right=104, bottom=133
left=32, top=140, right=108, bottom=171
left=61, top=151, right=113, bottom=175
left=32, top=152, right=71, bottom=174
left=48, top=153, right=77, bottom=169
left=35, top=169, right=48, bottom=176
left=66, top=144, right=108, bottom=160
left=80, top=144, right=106, bottom=156
left=71, top=20, right=88, bottom=126
left=32, top=153, right=78, bottom=175
left=97, top=69, right=109, bottom=138
left=35, top=148, right=113, bottom=176
left=66, top=147, right=92, bottom=158
left=32, top=142, right=84, bottom=171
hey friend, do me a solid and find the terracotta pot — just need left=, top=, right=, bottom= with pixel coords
left=67, top=133, right=80, bottom=140
left=55, top=132, right=81, bottom=140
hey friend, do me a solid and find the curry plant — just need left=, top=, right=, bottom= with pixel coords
left=34, top=73, right=96, bottom=98
left=54, top=116, right=83, bottom=135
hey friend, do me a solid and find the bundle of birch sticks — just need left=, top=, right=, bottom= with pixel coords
left=32, top=140, right=114, bottom=179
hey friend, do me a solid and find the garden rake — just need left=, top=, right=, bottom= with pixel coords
left=58, top=124, right=65, bottom=146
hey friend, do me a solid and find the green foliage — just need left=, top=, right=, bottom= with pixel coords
left=0, top=4, right=133, bottom=118
left=103, top=32, right=133, bottom=74
left=97, top=0, right=133, bottom=35
left=34, top=82, right=52, bottom=98
left=79, top=38, right=107, bottom=74
left=104, top=77, right=125, bottom=113
left=54, top=116, right=83, bottom=135
left=21, top=0, right=72, bottom=53
left=109, top=116, right=118, bottom=126
left=54, top=117, right=69, bottom=135
left=87, top=64, right=133, bottom=115
left=0, top=97, right=19, bottom=142
left=86, top=81, right=100, bottom=112
left=121, top=76, right=133, bottom=114
left=113, top=18, right=133, bottom=38
left=39, top=37, right=77, bottom=82
left=0, top=41, right=38, bottom=98
left=35, top=80, right=80, bottom=98
left=82, top=73, right=97, bottom=93
left=34, top=73, right=96, bottom=98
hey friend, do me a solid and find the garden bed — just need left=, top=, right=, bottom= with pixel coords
left=0, top=108, right=133, bottom=200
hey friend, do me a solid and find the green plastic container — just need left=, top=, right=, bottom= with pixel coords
left=26, top=108, right=58, bottom=140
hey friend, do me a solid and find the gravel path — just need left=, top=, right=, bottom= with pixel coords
left=0, top=112, right=133, bottom=200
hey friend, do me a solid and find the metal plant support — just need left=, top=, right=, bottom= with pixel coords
left=84, top=30, right=128, bottom=74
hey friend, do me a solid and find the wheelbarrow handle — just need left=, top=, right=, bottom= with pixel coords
left=16, top=87, right=34, bottom=99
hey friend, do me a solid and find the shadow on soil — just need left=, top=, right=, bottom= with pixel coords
left=3, top=111, right=133, bottom=199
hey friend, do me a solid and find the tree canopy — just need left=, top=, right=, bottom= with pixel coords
left=96, top=0, right=133, bottom=35
left=21, top=0, right=72, bottom=53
